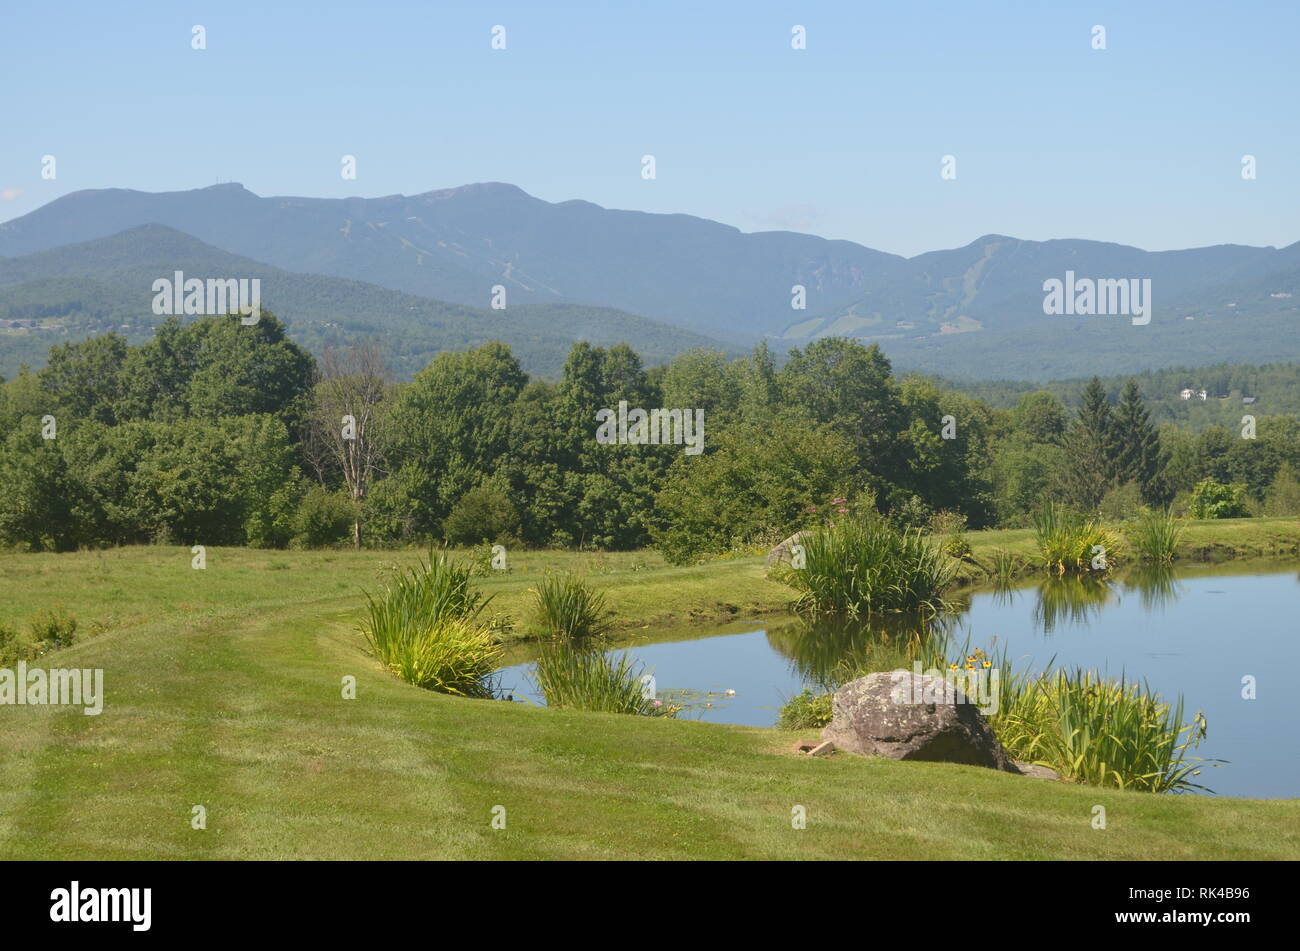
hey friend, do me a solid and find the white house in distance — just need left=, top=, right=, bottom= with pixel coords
left=1179, top=388, right=1209, bottom=401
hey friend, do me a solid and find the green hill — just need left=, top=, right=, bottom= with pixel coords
left=0, top=225, right=726, bottom=379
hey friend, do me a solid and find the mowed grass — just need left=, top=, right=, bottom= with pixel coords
left=0, top=546, right=792, bottom=644
left=1, top=538, right=1298, bottom=860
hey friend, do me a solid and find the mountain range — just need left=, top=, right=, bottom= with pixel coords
left=1, top=182, right=1297, bottom=380
left=0, top=223, right=723, bottom=380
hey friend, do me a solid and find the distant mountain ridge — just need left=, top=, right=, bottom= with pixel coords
left=0, top=224, right=724, bottom=380
left=0, top=182, right=902, bottom=340
left=2, top=183, right=1298, bottom=379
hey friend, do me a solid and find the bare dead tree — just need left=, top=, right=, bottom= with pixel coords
left=306, top=341, right=391, bottom=548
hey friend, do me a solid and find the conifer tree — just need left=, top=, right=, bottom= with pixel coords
left=1112, top=378, right=1170, bottom=505
left=1052, top=377, right=1116, bottom=509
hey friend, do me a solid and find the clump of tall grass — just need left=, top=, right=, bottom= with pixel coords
left=381, top=617, right=501, bottom=697
left=1128, top=507, right=1183, bottom=563
left=1033, top=503, right=1122, bottom=575
left=781, top=513, right=957, bottom=620
left=990, top=666, right=1214, bottom=793
left=360, top=552, right=501, bottom=696
left=370, top=552, right=491, bottom=629
left=531, top=573, right=611, bottom=640
left=985, top=549, right=1023, bottom=586
left=530, top=642, right=676, bottom=716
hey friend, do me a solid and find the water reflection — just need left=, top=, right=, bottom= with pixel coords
left=984, top=567, right=1184, bottom=635
left=766, top=614, right=948, bottom=690
left=1125, top=564, right=1182, bottom=612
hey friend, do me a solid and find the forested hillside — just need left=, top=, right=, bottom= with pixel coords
left=0, top=225, right=726, bottom=380
left=943, top=362, right=1300, bottom=429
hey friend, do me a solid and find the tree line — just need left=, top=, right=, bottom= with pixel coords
left=2, top=313, right=1297, bottom=559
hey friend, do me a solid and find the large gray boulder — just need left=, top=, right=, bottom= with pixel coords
left=821, top=671, right=1018, bottom=772
left=766, top=531, right=805, bottom=568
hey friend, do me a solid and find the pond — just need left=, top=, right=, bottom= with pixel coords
left=496, top=562, right=1300, bottom=798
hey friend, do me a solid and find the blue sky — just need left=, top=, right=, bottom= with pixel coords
left=2, top=0, right=1296, bottom=256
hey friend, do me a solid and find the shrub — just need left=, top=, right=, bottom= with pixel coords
left=943, top=533, right=972, bottom=559
left=928, top=510, right=972, bottom=558
left=1188, top=479, right=1250, bottom=519
left=468, top=540, right=507, bottom=576
left=443, top=487, right=521, bottom=546
left=292, top=485, right=357, bottom=547
left=530, top=642, right=675, bottom=716
left=27, top=607, right=78, bottom=652
left=1033, top=502, right=1122, bottom=574
left=0, top=622, right=30, bottom=665
left=888, top=494, right=933, bottom=532
left=777, top=689, right=833, bottom=729
left=780, top=512, right=957, bottom=619
left=361, top=468, right=421, bottom=544
left=531, top=573, right=611, bottom=640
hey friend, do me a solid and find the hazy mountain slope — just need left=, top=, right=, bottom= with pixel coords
left=0, top=183, right=903, bottom=339
left=784, top=234, right=1293, bottom=340
left=0, top=225, right=726, bottom=380
left=3, top=183, right=1297, bottom=380
left=876, top=295, right=1299, bottom=381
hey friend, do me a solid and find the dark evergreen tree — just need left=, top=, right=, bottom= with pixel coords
left=1051, top=377, right=1116, bottom=509
left=1112, top=379, right=1170, bottom=505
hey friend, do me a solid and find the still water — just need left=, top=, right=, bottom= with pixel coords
left=497, top=563, right=1300, bottom=797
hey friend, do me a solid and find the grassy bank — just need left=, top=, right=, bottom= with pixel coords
left=950, top=516, right=1300, bottom=586
left=1, top=531, right=1298, bottom=859
left=1, top=516, right=1296, bottom=642
left=0, top=547, right=791, bottom=645
left=1, top=571, right=1297, bottom=859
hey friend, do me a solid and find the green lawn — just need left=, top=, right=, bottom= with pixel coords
left=1, top=532, right=1298, bottom=860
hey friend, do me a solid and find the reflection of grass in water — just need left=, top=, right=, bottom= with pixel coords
left=985, top=548, right=1025, bottom=587
left=1122, top=564, right=1181, bottom=612
left=767, top=615, right=951, bottom=691
left=530, top=642, right=675, bottom=716
left=1033, top=574, right=1114, bottom=634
